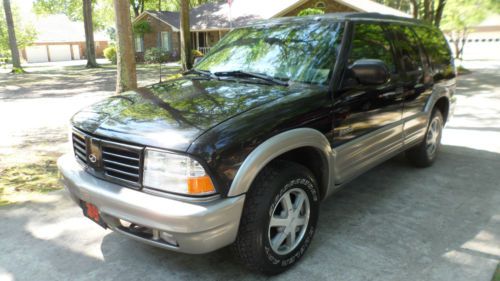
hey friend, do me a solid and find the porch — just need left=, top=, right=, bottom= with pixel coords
left=191, top=30, right=229, bottom=55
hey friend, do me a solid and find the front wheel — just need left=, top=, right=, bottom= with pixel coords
left=232, top=161, right=320, bottom=275
left=406, top=110, right=444, bottom=167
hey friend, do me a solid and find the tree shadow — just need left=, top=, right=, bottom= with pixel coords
left=1, top=144, right=499, bottom=280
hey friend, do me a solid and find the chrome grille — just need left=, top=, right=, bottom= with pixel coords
left=102, top=144, right=141, bottom=184
left=72, top=133, right=87, bottom=164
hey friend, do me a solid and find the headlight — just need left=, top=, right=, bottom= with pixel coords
left=143, top=149, right=216, bottom=196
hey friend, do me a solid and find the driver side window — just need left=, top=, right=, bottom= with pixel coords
left=348, top=23, right=397, bottom=74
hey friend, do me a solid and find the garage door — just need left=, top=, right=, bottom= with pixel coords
left=48, top=45, right=72, bottom=61
left=25, top=46, right=48, bottom=63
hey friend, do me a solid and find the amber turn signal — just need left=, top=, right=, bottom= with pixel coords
left=187, top=176, right=215, bottom=194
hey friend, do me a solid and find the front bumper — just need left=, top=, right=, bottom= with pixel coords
left=57, top=154, right=245, bottom=254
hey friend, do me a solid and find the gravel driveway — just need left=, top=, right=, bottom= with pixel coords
left=1, top=60, right=500, bottom=281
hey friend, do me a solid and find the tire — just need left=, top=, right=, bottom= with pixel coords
left=406, top=109, right=444, bottom=167
left=232, top=160, right=320, bottom=275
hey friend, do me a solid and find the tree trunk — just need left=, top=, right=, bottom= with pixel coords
left=2, top=0, right=23, bottom=72
left=114, top=0, right=137, bottom=93
left=82, top=0, right=98, bottom=68
left=180, top=0, right=192, bottom=70
left=410, top=0, right=419, bottom=19
left=434, top=0, right=446, bottom=27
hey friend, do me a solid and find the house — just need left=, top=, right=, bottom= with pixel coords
left=21, top=15, right=109, bottom=63
left=446, top=14, right=500, bottom=60
left=132, top=0, right=409, bottom=60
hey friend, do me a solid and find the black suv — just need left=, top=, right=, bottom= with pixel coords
left=58, top=13, right=456, bottom=274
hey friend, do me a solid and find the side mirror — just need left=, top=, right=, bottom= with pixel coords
left=349, top=59, right=390, bottom=85
left=193, top=57, right=203, bottom=65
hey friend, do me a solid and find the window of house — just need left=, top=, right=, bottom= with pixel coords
left=315, top=1, right=326, bottom=8
left=161, top=32, right=172, bottom=52
left=135, top=36, right=144, bottom=52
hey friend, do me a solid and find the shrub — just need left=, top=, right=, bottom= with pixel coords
left=298, top=8, right=325, bottom=16
left=192, top=49, right=203, bottom=57
left=103, top=46, right=117, bottom=64
left=144, top=47, right=172, bottom=64
left=133, top=21, right=152, bottom=35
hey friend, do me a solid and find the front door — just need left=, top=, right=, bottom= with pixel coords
left=387, top=24, right=431, bottom=145
left=333, top=22, right=405, bottom=182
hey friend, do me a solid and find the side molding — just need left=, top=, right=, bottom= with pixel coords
left=227, top=128, right=334, bottom=197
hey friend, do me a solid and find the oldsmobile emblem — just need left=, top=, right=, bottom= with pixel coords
left=88, top=154, right=97, bottom=163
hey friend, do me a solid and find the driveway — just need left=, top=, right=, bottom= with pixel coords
left=1, top=61, right=500, bottom=281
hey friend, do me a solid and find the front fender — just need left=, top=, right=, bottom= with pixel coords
left=227, top=128, right=334, bottom=197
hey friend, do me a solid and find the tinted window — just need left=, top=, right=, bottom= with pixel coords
left=195, top=22, right=343, bottom=84
left=413, top=26, right=454, bottom=79
left=388, top=25, right=424, bottom=73
left=348, top=23, right=396, bottom=73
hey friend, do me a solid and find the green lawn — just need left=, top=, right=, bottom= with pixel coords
left=493, top=264, right=500, bottom=281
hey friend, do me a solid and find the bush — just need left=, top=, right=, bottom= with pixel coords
left=103, top=46, right=117, bottom=64
left=192, top=49, right=203, bottom=57
left=298, top=8, right=325, bottom=16
left=144, top=47, right=171, bottom=64
left=133, top=21, right=152, bottom=35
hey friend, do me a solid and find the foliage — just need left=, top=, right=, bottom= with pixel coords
left=441, top=0, right=500, bottom=58
left=144, top=47, right=171, bottom=64
left=103, top=45, right=117, bottom=64
left=298, top=8, right=325, bottom=16
left=192, top=49, right=203, bottom=57
left=0, top=1, right=37, bottom=60
left=374, top=0, right=446, bottom=26
left=0, top=159, right=61, bottom=206
left=33, top=0, right=114, bottom=30
left=132, top=21, right=152, bottom=35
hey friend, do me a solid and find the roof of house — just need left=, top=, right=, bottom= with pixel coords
left=136, top=0, right=410, bottom=31
left=33, top=15, right=108, bottom=43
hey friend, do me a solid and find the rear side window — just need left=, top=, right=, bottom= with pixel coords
left=387, top=25, right=424, bottom=74
left=347, top=23, right=397, bottom=73
left=412, top=26, right=454, bottom=79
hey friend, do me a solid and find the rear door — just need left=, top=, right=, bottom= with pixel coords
left=333, top=22, right=405, bottom=182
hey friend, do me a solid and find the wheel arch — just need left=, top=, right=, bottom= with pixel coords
left=433, top=96, right=450, bottom=123
left=227, top=128, right=334, bottom=199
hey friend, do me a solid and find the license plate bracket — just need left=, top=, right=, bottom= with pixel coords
left=80, top=201, right=107, bottom=229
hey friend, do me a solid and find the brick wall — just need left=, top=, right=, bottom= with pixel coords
left=137, top=14, right=180, bottom=61
left=282, top=0, right=356, bottom=16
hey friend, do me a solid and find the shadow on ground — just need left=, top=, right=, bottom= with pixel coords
left=1, top=144, right=499, bottom=281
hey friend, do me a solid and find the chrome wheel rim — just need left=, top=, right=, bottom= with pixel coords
left=426, top=117, right=442, bottom=157
left=268, top=188, right=310, bottom=255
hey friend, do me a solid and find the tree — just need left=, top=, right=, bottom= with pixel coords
left=297, top=8, right=325, bottom=16
left=0, top=1, right=36, bottom=62
left=34, top=0, right=114, bottom=30
left=114, top=0, right=137, bottom=93
left=374, top=0, right=446, bottom=27
left=442, top=0, right=500, bottom=59
left=83, top=0, right=98, bottom=67
left=33, top=0, right=114, bottom=67
left=179, top=0, right=191, bottom=70
left=2, top=0, right=23, bottom=72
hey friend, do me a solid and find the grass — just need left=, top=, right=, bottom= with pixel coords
left=492, top=264, right=500, bottom=281
left=457, top=65, right=472, bottom=75
left=0, top=158, right=62, bottom=206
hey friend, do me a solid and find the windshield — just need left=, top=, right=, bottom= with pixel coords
left=195, top=21, right=344, bottom=85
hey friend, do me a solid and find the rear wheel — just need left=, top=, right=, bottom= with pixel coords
left=232, top=161, right=320, bottom=275
left=406, top=109, right=444, bottom=167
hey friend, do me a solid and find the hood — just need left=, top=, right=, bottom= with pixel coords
left=71, top=78, right=291, bottom=151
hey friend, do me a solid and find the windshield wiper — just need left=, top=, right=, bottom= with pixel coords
left=214, top=70, right=289, bottom=86
left=183, top=69, right=219, bottom=80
